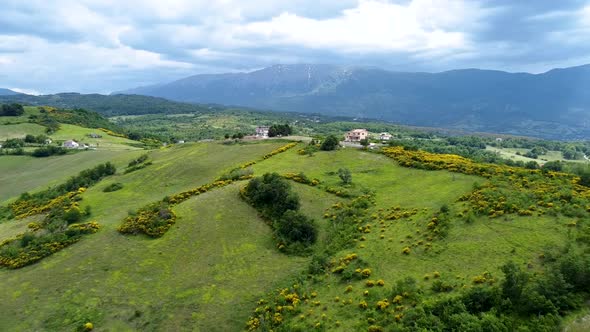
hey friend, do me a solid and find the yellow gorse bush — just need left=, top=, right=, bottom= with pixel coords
left=98, top=127, right=127, bottom=138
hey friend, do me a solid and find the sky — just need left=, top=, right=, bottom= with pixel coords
left=0, top=0, right=589, bottom=94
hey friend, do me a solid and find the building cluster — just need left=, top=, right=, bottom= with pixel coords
left=344, top=129, right=393, bottom=142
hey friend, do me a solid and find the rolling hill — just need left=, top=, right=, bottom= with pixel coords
left=117, top=64, right=590, bottom=140
left=1, top=107, right=589, bottom=331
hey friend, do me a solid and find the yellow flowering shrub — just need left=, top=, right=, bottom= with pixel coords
left=98, top=127, right=127, bottom=138
left=376, top=299, right=390, bottom=311
left=262, top=142, right=298, bottom=159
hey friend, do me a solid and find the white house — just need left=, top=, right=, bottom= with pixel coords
left=378, top=132, right=393, bottom=141
left=45, top=138, right=53, bottom=145
left=177, top=140, right=185, bottom=144
left=256, top=126, right=270, bottom=138
left=344, top=129, right=368, bottom=142
left=63, top=140, right=79, bottom=149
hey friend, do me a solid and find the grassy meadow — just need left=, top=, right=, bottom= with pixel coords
left=0, top=138, right=587, bottom=331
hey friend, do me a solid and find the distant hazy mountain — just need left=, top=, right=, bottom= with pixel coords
left=116, top=64, right=590, bottom=139
left=0, top=93, right=221, bottom=117
left=0, top=88, right=21, bottom=96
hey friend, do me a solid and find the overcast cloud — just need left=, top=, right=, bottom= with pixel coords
left=0, top=0, right=589, bottom=94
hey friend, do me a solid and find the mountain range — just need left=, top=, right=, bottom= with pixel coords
left=116, top=64, right=590, bottom=140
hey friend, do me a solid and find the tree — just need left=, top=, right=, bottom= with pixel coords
left=338, top=168, right=352, bottom=184
left=274, top=210, right=317, bottom=245
left=243, top=173, right=300, bottom=218
left=501, top=261, right=529, bottom=305
left=3, top=138, right=25, bottom=149
left=268, top=124, right=292, bottom=137
left=242, top=173, right=318, bottom=251
left=360, top=138, right=370, bottom=149
left=542, top=160, right=562, bottom=172
left=24, top=134, right=36, bottom=143
left=320, top=135, right=339, bottom=151
left=524, top=161, right=538, bottom=169
left=0, top=103, right=24, bottom=116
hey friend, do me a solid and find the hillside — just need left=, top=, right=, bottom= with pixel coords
left=0, top=131, right=589, bottom=330
left=0, top=88, right=21, bottom=96
left=116, top=64, right=590, bottom=140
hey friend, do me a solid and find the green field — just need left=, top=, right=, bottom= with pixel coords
left=486, top=145, right=575, bottom=163
left=0, top=123, right=47, bottom=140
left=0, top=139, right=587, bottom=331
left=49, top=124, right=141, bottom=150
left=0, top=150, right=145, bottom=203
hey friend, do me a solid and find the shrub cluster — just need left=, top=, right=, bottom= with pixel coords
left=282, top=172, right=320, bottom=186
left=241, top=173, right=317, bottom=254
left=268, top=124, right=292, bottom=137
left=127, top=154, right=148, bottom=167
left=118, top=202, right=176, bottom=237
left=31, top=145, right=67, bottom=157
left=124, top=154, right=152, bottom=174
left=9, top=162, right=115, bottom=218
left=0, top=103, right=24, bottom=116
left=103, top=182, right=124, bottom=192
left=0, top=221, right=100, bottom=269
left=217, top=168, right=254, bottom=181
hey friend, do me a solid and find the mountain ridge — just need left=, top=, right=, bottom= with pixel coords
left=113, top=64, right=590, bottom=139
left=0, top=88, right=22, bottom=96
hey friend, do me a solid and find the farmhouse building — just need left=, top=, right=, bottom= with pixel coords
left=63, top=140, right=79, bottom=149
left=378, top=132, right=393, bottom=141
left=344, top=129, right=368, bottom=142
left=256, top=126, right=270, bottom=138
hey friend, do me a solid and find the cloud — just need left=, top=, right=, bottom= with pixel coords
left=237, top=0, right=479, bottom=55
left=0, top=0, right=589, bottom=93
left=9, top=87, right=42, bottom=95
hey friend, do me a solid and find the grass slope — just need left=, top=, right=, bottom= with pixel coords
left=0, top=150, right=145, bottom=203
left=0, top=141, right=299, bottom=331
left=0, top=142, right=585, bottom=331
left=0, top=123, right=47, bottom=140
left=50, top=124, right=140, bottom=151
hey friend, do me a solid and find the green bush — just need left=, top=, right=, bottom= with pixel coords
left=31, top=145, right=67, bottom=157
left=242, top=173, right=317, bottom=253
left=320, top=135, right=340, bottom=151
left=338, top=168, right=352, bottom=184
left=103, top=183, right=124, bottom=192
